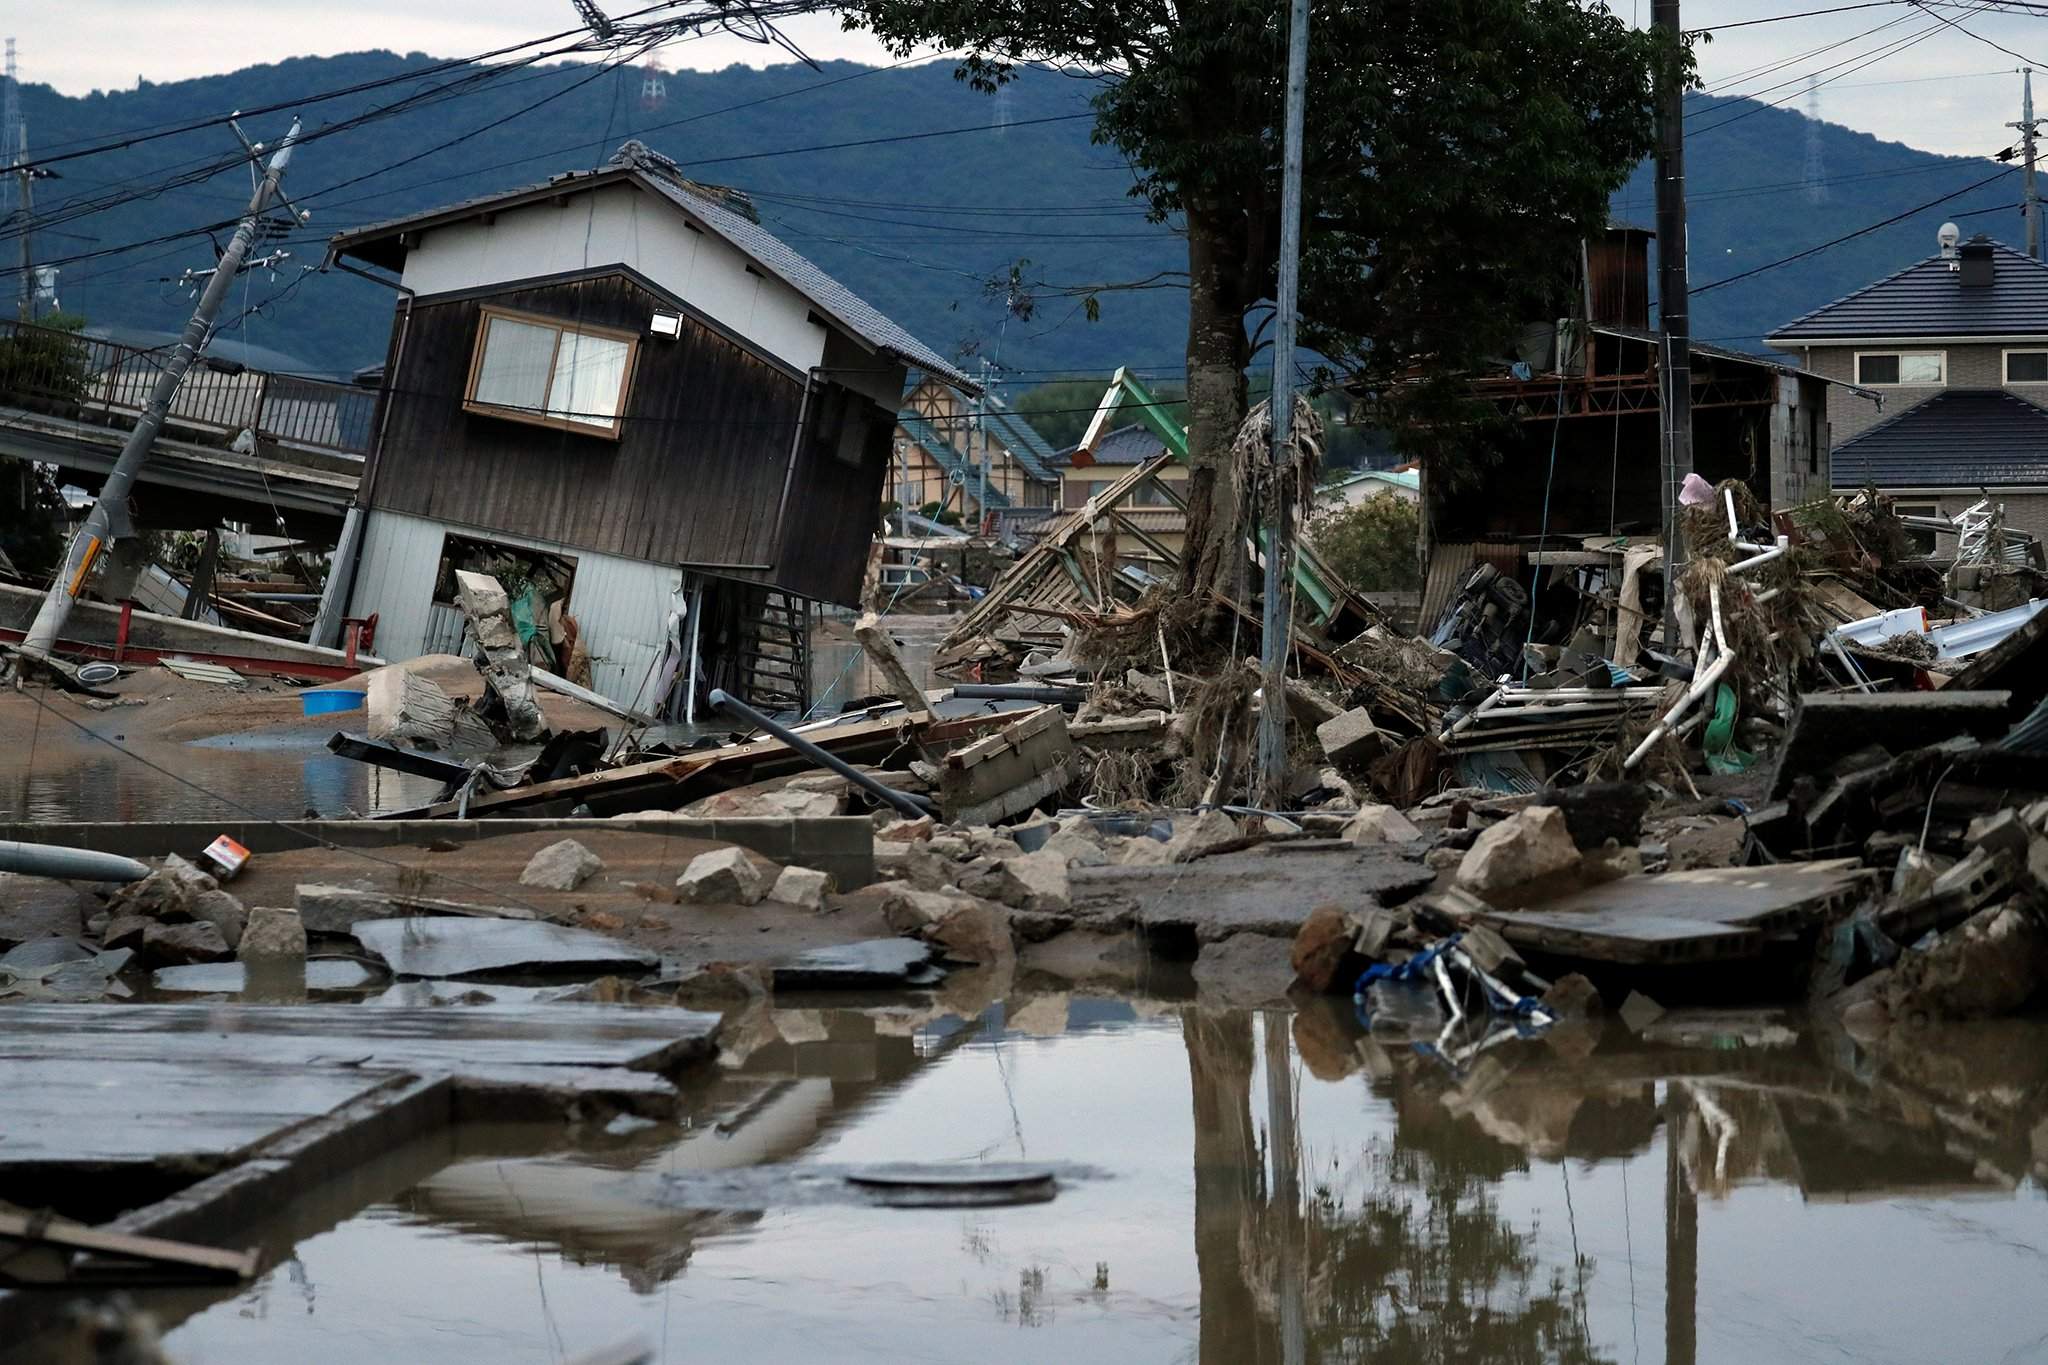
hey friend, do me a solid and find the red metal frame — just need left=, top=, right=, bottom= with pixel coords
left=0, top=627, right=367, bottom=682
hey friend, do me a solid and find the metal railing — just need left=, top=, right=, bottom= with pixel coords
left=0, top=317, right=376, bottom=460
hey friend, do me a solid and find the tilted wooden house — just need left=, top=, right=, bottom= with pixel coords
left=323, top=140, right=974, bottom=713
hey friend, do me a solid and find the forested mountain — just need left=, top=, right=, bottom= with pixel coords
left=7, top=52, right=2022, bottom=399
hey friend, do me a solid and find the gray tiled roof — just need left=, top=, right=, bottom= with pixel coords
left=1057, top=424, right=1167, bottom=467
left=1831, top=389, right=2048, bottom=489
left=1769, top=239, right=2048, bottom=342
left=898, top=414, right=1012, bottom=508
left=328, top=142, right=972, bottom=391
left=981, top=400, right=1060, bottom=481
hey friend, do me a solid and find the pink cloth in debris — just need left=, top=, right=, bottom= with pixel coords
left=1679, top=472, right=1717, bottom=508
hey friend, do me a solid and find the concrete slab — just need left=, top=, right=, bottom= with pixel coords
left=1073, top=842, right=1436, bottom=942
left=350, top=917, right=659, bottom=979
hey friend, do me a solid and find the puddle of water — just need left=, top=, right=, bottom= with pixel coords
left=9, top=734, right=447, bottom=822
left=135, top=999, right=2048, bottom=1365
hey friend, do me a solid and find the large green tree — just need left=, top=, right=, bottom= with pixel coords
left=844, top=0, right=1675, bottom=603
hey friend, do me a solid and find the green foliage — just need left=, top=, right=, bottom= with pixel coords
left=918, top=501, right=963, bottom=527
left=1308, top=493, right=1422, bottom=592
left=0, top=312, right=92, bottom=412
left=0, top=466, right=66, bottom=580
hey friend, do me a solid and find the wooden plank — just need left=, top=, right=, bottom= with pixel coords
left=0, top=1209, right=259, bottom=1282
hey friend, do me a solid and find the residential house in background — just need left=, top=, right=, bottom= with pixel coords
left=890, top=375, right=1060, bottom=534
left=1319, top=467, right=1419, bottom=509
left=1767, top=226, right=2048, bottom=551
left=324, top=140, right=974, bottom=715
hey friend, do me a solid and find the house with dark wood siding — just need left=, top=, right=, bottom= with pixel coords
left=322, top=140, right=974, bottom=714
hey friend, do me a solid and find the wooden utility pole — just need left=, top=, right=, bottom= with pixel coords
left=1257, top=0, right=1310, bottom=802
left=21, top=118, right=302, bottom=659
left=1653, top=0, right=1692, bottom=642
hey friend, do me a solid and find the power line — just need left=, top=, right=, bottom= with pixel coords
left=1693, top=164, right=2017, bottom=294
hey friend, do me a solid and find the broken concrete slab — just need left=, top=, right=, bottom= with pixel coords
left=519, top=838, right=605, bottom=892
left=675, top=847, right=772, bottom=906
left=0, top=874, right=97, bottom=949
left=295, top=883, right=542, bottom=935
left=767, top=865, right=831, bottom=910
left=351, top=917, right=657, bottom=979
left=454, top=569, right=548, bottom=742
left=678, top=788, right=844, bottom=821
left=927, top=901, right=1015, bottom=967
left=770, top=940, right=940, bottom=991
left=1192, top=933, right=1296, bottom=1007
left=1456, top=806, right=1581, bottom=897
left=1769, top=690, right=2014, bottom=798
left=0, top=936, right=96, bottom=972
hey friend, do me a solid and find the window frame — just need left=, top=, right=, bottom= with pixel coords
left=1891, top=500, right=1943, bottom=556
left=461, top=304, right=640, bottom=440
left=2003, top=348, right=2048, bottom=384
left=1853, top=349, right=1946, bottom=387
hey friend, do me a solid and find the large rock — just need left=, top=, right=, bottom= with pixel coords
left=106, top=852, right=217, bottom=921
left=101, top=914, right=153, bottom=953
left=142, top=920, right=232, bottom=966
left=1121, top=809, right=1245, bottom=866
left=187, top=888, right=247, bottom=950
left=1342, top=805, right=1424, bottom=845
left=875, top=816, right=936, bottom=843
left=675, top=847, right=773, bottom=905
left=1290, top=905, right=1357, bottom=995
left=767, top=865, right=831, bottom=910
left=1193, top=933, right=1297, bottom=1007
left=1042, top=830, right=1110, bottom=867
left=1316, top=707, right=1386, bottom=769
left=1456, top=806, right=1582, bottom=896
left=520, top=838, right=605, bottom=892
left=962, top=850, right=1071, bottom=912
left=927, top=901, right=1015, bottom=966
left=238, top=906, right=308, bottom=964
left=872, top=841, right=957, bottom=891
left=1884, top=902, right=2048, bottom=1024
left=879, top=887, right=982, bottom=936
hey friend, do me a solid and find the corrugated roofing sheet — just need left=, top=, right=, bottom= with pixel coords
left=981, top=400, right=1060, bottom=481
left=1769, top=239, right=2048, bottom=342
left=1830, top=389, right=2048, bottom=489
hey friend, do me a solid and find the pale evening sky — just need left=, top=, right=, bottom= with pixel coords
left=6, top=0, right=2048, bottom=160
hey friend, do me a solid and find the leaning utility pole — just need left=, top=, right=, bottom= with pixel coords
left=21, top=118, right=302, bottom=660
left=2010, top=68, right=2041, bottom=260
left=1257, top=0, right=1310, bottom=801
left=1653, top=0, right=1692, bottom=644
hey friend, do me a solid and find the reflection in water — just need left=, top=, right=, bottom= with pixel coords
left=9, top=744, right=444, bottom=822
left=136, top=998, right=2048, bottom=1365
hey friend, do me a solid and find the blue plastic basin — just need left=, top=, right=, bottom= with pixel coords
left=301, top=688, right=366, bottom=716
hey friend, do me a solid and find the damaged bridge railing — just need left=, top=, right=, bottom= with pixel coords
left=0, top=317, right=376, bottom=460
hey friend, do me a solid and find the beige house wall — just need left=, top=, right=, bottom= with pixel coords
left=1776, top=341, right=2048, bottom=446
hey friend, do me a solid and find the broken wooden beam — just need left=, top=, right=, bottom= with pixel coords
left=454, top=570, right=548, bottom=743
left=0, top=1210, right=259, bottom=1286
left=939, top=704, right=1075, bottom=825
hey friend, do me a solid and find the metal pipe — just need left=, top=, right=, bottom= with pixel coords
left=0, top=841, right=150, bottom=882
left=952, top=683, right=1087, bottom=704
left=707, top=687, right=934, bottom=818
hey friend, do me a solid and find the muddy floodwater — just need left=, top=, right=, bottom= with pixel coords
left=130, top=998, right=2048, bottom=1365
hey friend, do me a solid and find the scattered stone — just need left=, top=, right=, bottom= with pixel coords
left=1290, top=905, right=1356, bottom=995
left=237, top=906, right=307, bottom=964
left=880, top=887, right=981, bottom=936
left=1580, top=841, right=1644, bottom=883
left=105, top=852, right=217, bottom=921
left=520, top=838, right=605, bottom=892
left=188, top=888, right=247, bottom=950
left=875, top=815, right=936, bottom=843
left=926, top=833, right=971, bottom=860
left=679, top=788, right=844, bottom=820
left=872, top=841, right=956, bottom=890
left=673, top=961, right=767, bottom=1009
left=101, top=914, right=154, bottom=953
left=768, top=865, right=832, bottom=910
left=142, top=920, right=232, bottom=966
left=638, top=913, right=665, bottom=930
left=1341, top=804, right=1423, bottom=845
left=927, top=901, right=1016, bottom=966
left=962, top=849, right=1071, bottom=912
left=1041, top=830, right=1110, bottom=867
left=1008, top=908, right=1076, bottom=943
left=580, top=909, right=626, bottom=932
left=1122, top=808, right=1246, bottom=865
left=1618, top=989, right=1665, bottom=1032
left=1424, top=846, right=1464, bottom=871
left=1542, top=973, right=1604, bottom=1018
left=675, top=847, right=773, bottom=905
left=1316, top=707, right=1385, bottom=769
left=1455, top=805, right=1581, bottom=896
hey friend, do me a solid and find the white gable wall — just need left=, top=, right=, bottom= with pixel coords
left=397, top=183, right=831, bottom=374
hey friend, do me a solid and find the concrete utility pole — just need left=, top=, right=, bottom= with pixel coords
left=5, top=37, right=30, bottom=321
left=1257, top=0, right=1310, bottom=802
left=21, top=118, right=302, bottom=660
left=2010, top=68, right=2041, bottom=260
left=1653, top=0, right=1692, bottom=645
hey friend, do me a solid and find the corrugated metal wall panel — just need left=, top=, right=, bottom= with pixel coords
left=350, top=509, right=684, bottom=712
